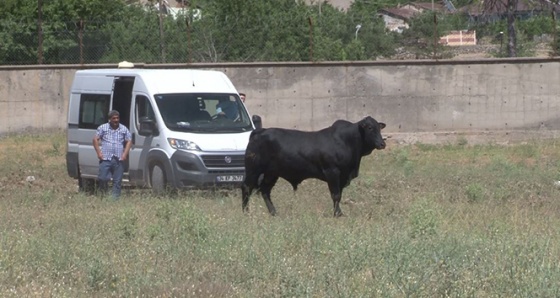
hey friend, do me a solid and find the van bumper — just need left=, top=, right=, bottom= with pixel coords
left=169, top=150, right=245, bottom=189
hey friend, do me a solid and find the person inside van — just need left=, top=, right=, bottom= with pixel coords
left=215, top=97, right=239, bottom=120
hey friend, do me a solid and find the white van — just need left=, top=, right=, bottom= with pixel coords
left=66, top=64, right=261, bottom=193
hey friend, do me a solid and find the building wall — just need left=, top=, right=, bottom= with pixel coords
left=2, top=59, right=560, bottom=144
left=440, top=31, right=477, bottom=46
left=381, top=15, right=409, bottom=33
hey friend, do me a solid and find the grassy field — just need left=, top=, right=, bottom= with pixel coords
left=2, top=132, right=560, bottom=297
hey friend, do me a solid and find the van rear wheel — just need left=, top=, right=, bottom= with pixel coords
left=150, top=164, right=167, bottom=194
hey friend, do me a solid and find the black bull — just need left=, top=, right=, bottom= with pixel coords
left=241, top=116, right=386, bottom=217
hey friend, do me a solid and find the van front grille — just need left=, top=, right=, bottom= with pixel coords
left=201, top=155, right=244, bottom=168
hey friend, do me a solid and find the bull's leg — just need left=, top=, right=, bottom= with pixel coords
left=241, top=170, right=261, bottom=213
left=325, top=170, right=343, bottom=217
left=329, top=189, right=343, bottom=217
left=241, top=182, right=253, bottom=213
left=260, top=175, right=279, bottom=216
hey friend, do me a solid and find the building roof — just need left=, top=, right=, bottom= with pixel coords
left=137, top=0, right=186, bottom=8
left=378, top=7, right=420, bottom=21
left=408, top=2, right=445, bottom=12
left=378, top=1, right=450, bottom=21
left=304, top=0, right=353, bottom=11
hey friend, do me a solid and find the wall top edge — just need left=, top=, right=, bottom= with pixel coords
left=2, top=57, right=560, bottom=70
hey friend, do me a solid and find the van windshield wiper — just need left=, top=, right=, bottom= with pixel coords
left=201, top=127, right=246, bottom=133
left=173, top=126, right=196, bottom=131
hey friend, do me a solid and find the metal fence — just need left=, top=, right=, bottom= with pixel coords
left=2, top=20, right=196, bottom=65
left=3, top=18, right=320, bottom=65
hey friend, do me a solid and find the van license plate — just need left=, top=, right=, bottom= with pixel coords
left=216, top=175, right=244, bottom=182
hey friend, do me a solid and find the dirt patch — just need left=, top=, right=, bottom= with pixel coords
left=386, top=42, right=553, bottom=60
left=385, top=129, right=560, bottom=146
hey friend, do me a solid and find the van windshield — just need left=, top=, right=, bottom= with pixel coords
left=154, top=93, right=253, bottom=133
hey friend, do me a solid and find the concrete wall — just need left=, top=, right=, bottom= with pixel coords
left=2, top=59, right=560, bottom=143
left=0, top=67, right=75, bottom=134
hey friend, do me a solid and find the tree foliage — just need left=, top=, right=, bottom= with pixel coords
left=0, top=0, right=558, bottom=64
left=0, top=0, right=397, bottom=64
left=399, top=12, right=453, bottom=59
left=0, top=0, right=130, bottom=64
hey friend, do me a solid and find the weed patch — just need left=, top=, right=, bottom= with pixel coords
left=2, top=133, right=560, bottom=296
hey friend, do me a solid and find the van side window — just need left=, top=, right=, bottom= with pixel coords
left=79, top=94, right=110, bottom=129
left=135, top=95, right=155, bottom=125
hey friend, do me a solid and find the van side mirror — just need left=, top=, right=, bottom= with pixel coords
left=252, top=115, right=262, bottom=129
left=139, top=117, right=158, bottom=136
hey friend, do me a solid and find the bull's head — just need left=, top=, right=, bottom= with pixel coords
left=359, top=116, right=386, bottom=155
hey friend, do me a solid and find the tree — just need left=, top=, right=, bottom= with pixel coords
left=99, top=6, right=166, bottom=63
left=0, top=0, right=130, bottom=64
left=308, top=4, right=349, bottom=61
left=346, top=5, right=397, bottom=59
left=505, top=0, right=518, bottom=56
left=401, top=11, right=451, bottom=58
left=191, top=0, right=313, bottom=62
left=0, top=0, right=43, bottom=64
left=469, top=0, right=556, bottom=57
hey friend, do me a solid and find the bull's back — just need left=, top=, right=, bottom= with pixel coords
left=251, top=128, right=332, bottom=155
left=246, top=127, right=347, bottom=169
left=246, top=125, right=360, bottom=160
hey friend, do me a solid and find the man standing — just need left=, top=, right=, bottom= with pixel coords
left=93, top=110, right=132, bottom=199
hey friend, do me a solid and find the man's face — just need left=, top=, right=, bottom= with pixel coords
left=109, top=114, right=120, bottom=128
left=240, top=95, right=246, bottom=102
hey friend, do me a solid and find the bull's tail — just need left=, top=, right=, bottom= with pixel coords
left=241, top=129, right=269, bottom=213
left=244, top=129, right=268, bottom=191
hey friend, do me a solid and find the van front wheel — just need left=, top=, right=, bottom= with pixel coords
left=150, top=164, right=167, bottom=194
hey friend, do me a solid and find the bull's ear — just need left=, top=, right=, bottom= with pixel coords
left=379, top=122, right=386, bottom=129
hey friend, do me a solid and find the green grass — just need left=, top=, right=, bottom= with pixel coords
left=2, top=132, right=560, bottom=297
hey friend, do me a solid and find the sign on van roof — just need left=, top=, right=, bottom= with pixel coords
left=118, top=61, right=135, bottom=68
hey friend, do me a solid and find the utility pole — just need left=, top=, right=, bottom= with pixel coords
left=432, top=0, right=438, bottom=59
left=37, top=0, right=43, bottom=64
left=158, top=0, right=166, bottom=63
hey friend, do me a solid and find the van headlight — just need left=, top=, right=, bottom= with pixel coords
left=167, top=138, right=201, bottom=151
